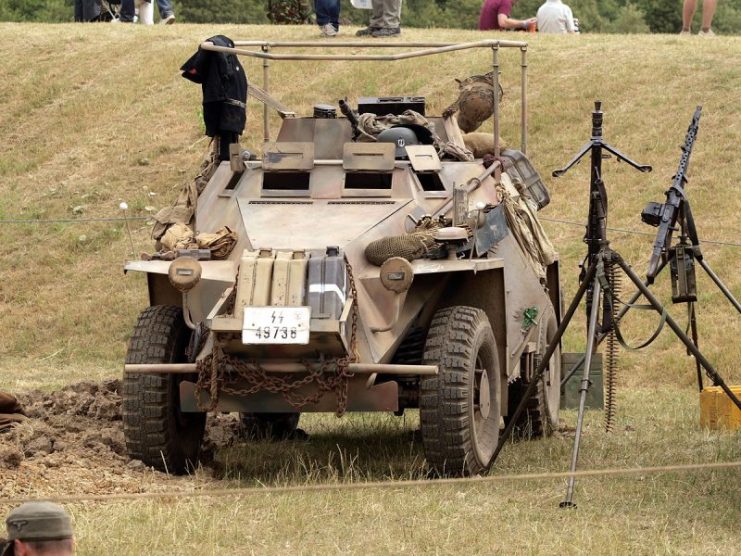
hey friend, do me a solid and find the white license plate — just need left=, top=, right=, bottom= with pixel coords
left=242, top=307, right=311, bottom=345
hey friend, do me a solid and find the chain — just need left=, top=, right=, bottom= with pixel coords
left=195, top=260, right=359, bottom=417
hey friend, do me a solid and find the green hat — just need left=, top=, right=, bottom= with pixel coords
left=2, top=502, right=73, bottom=555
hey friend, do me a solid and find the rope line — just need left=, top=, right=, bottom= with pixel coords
left=0, top=215, right=738, bottom=249
left=0, top=461, right=738, bottom=506
left=540, top=216, right=741, bottom=248
left=0, top=217, right=149, bottom=224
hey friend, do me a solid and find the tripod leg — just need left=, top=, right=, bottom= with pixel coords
left=688, top=302, right=703, bottom=391
left=491, top=262, right=598, bottom=465
left=561, top=278, right=602, bottom=509
left=560, top=257, right=671, bottom=389
left=616, top=254, right=741, bottom=410
left=697, top=258, right=741, bottom=313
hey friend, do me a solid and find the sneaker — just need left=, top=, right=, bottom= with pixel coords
left=698, top=28, right=715, bottom=36
left=371, top=27, right=401, bottom=37
left=679, top=29, right=691, bottom=35
left=161, top=13, right=175, bottom=24
left=355, top=26, right=378, bottom=36
left=320, top=23, right=338, bottom=37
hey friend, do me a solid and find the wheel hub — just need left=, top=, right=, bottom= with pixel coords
left=477, top=368, right=490, bottom=420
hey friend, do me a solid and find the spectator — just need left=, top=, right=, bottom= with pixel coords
left=479, top=0, right=535, bottom=31
left=536, top=0, right=575, bottom=33
left=2, top=502, right=74, bottom=556
left=117, top=0, right=174, bottom=23
left=73, top=0, right=100, bottom=21
left=316, top=0, right=340, bottom=37
left=681, top=0, right=717, bottom=35
left=356, top=0, right=402, bottom=37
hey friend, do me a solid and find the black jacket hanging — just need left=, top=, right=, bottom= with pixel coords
left=181, top=35, right=248, bottom=137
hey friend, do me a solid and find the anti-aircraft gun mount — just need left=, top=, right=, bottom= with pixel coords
left=493, top=102, right=741, bottom=509
left=122, top=39, right=565, bottom=477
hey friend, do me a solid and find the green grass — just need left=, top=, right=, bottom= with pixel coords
left=0, top=23, right=740, bottom=555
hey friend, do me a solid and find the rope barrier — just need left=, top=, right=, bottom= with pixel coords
left=539, top=216, right=741, bottom=248
left=0, top=217, right=149, bottom=224
left=1, top=461, right=738, bottom=506
left=0, top=215, right=738, bottom=249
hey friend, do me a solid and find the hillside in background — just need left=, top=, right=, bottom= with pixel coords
left=0, top=23, right=739, bottom=390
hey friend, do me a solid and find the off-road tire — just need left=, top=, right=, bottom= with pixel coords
left=420, top=306, right=501, bottom=477
left=507, top=307, right=561, bottom=438
left=123, top=305, right=206, bottom=474
left=240, top=412, right=300, bottom=440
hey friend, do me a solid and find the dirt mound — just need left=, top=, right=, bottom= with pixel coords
left=0, top=380, right=240, bottom=498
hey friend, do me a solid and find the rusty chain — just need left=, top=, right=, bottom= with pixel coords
left=195, top=260, right=359, bottom=417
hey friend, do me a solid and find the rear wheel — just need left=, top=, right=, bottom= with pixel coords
left=240, top=412, right=300, bottom=440
left=507, top=307, right=561, bottom=437
left=420, top=306, right=501, bottom=476
left=122, top=305, right=206, bottom=474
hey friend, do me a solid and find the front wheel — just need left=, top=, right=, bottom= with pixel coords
left=420, top=306, right=502, bottom=476
left=507, top=306, right=561, bottom=438
left=122, top=305, right=206, bottom=474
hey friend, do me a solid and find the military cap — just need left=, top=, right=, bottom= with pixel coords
left=2, top=502, right=73, bottom=555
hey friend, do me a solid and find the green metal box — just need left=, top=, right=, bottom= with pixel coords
left=560, top=352, right=603, bottom=409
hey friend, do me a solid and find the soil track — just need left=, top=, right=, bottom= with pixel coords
left=0, top=381, right=242, bottom=498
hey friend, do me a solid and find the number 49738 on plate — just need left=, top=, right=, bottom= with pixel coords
left=242, top=307, right=311, bottom=345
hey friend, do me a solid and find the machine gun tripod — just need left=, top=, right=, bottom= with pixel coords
left=489, top=101, right=741, bottom=509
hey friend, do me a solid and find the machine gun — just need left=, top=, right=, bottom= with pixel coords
left=642, top=106, right=702, bottom=282
left=339, top=99, right=361, bottom=141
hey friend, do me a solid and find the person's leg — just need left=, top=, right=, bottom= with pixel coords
left=369, top=0, right=383, bottom=28
left=701, top=0, right=717, bottom=31
left=138, top=0, right=154, bottom=24
left=315, top=0, right=329, bottom=26
left=156, top=0, right=175, bottom=23
left=682, top=0, right=697, bottom=31
left=370, top=0, right=400, bottom=35
left=329, top=0, right=340, bottom=30
left=119, top=0, right=135, bottom=22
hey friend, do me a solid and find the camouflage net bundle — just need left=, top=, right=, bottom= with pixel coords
left=364, top=216, right=442, bottom=266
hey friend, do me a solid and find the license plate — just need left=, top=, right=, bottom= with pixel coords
left=242, top=307, right=311, bottom=345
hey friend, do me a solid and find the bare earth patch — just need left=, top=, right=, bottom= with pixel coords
left=0, top=380, right=242, bottom=498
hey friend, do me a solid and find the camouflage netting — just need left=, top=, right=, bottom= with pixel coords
left=364, top=216, right=443, bottom=266
left=355, top=110, right=474, bottom=162
left=443, top=72, right=503, bottom=134
left=497, top=179, right=557, bottom=281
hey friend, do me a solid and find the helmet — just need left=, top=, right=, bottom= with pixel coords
left=377, top=127, right=420, bottom=159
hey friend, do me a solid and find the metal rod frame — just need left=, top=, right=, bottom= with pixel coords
left=124, top=362, right=439, bottom=376
left=200, top=39, right=529, bottom=156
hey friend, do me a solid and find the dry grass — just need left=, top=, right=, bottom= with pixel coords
left=0, top=23, right=740, bottom=555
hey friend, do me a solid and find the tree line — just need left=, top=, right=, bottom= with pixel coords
left=2, top=0, right=740, bottom=35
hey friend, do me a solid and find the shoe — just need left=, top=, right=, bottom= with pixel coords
left=355, top=26, right=378, bottom=36
left=371, top=27, right=401, bottom=37
left=698, top=28, right=715, bottom=36
left=320, top=23, right=338, bottom=37
left=161, top=13, right=175, bottom=24
left=679, top=29, right=691, bottom=35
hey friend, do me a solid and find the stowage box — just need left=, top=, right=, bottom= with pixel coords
left=700, top=386, right=741, bottom=430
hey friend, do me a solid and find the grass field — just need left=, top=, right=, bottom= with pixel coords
left=0, top=22, right=739, bottom=555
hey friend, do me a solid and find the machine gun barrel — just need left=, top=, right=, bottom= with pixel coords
left=646, top=106, right=702, bottom=280
left=339, top=99, right=361, bottom=140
